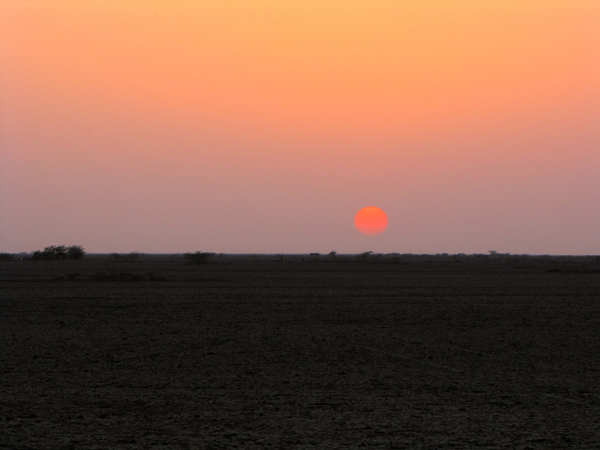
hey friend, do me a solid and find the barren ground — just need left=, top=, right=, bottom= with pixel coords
left=1, top=254, right=600, bottom=449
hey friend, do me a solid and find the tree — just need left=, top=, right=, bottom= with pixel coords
left=52, top=246, right=67, bottom=259
left=32, top=245, right=85, bottom=260
left=32, top=247, right=58, bottom=260
left=67, top=245, right=85, bottom=260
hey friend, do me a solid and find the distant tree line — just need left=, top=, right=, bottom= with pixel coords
left=32, top=245, right=86, bottom=260
left=110, top=252, right=143, bottom=260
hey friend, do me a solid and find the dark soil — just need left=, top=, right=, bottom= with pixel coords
left=1, top=254, right=599, bottom=449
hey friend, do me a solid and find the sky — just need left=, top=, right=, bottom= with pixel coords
left=1, top=0, right=599, bottom=254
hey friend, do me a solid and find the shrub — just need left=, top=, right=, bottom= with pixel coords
left=0, top=253, right=14, bottom=261
left=356, top=251, right=373, bottom=261
left=184, top=251, right=215, bottom=265
left=67, top=245, right=85, bottom=260
left=32, top=245, right=85, bottom=260
left=47, top=246, right=63, bottom=259
left=32, top=248, right=56, bottom=260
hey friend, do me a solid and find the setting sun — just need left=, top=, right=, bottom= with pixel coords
left=355, top=207, right=388, bottom=236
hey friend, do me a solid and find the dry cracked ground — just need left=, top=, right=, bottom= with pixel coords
left=1, top=254, right=600, bottom=449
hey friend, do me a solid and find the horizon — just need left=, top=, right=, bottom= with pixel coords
left=6, top=249, right=600, bottom=258
left=2, top=1, right=599, bottom=255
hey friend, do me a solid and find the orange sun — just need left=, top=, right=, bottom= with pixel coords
left=355, top=206, right=388, bottom=236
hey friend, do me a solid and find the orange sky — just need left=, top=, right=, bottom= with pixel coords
left=1, top=1, right=599, bottom=253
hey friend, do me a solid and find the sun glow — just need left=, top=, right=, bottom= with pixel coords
left=355, top=207, right=388, bottom=236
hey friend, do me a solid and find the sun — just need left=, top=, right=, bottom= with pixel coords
left=355, top=206, right=388, bottom=236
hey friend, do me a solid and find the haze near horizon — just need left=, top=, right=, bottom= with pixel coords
left=1, top=1, right=599, bottom=254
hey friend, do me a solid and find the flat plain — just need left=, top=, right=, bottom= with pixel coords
left=1, top=253, right=600, bottom=449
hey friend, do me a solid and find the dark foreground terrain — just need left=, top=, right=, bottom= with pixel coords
left=1, top=253, right=600, bottom=449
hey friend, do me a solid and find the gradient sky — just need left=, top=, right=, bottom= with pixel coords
left=1, top=0, right=599, bottom=254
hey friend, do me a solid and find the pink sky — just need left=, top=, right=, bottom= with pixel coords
left=1, top=1, right=599, bottom=254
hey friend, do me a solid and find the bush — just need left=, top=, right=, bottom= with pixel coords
left=356, top=251, right=373, bottom=261
left=32, top=248, right=56, bottom=260
left=32, top=245, right=85, bottom=260
left=67, top=245, right=85, bottom=260
left=184, top=251, right=215, bottom=265
left=48, top=245, right=67, bottom=259
left=0, top=253, right=14, bottom=261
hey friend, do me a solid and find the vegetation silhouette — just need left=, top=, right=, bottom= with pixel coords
left=32, top=245, right=85, bottom=260
left=183, top=251, right=215, bottom=265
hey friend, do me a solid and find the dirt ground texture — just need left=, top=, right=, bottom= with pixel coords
left=1, top=254, right=600, bottom=449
